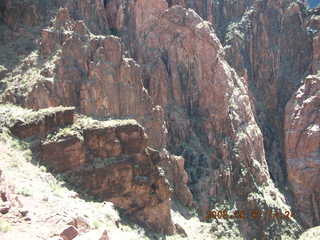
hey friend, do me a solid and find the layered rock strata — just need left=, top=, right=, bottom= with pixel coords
left=4, top=106, right=194, bottom=235
left=10, top=107, right=74, bottom=139
left=2, top=6, right=167, bottom=150
left=46, top=117, right=175, bottom=234
left=0, top=0, right=311, bottom=238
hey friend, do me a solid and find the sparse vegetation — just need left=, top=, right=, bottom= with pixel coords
left=44, top=125, right=82, bottom=143
left=0, top=104, right=74, bottom=130
left=75, top=115, right=139, bottom=130
left=15, top=187, right=33, bottom=197
left=0, top=126, right=150, bottom=239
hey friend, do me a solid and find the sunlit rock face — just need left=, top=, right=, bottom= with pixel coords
left=284, top=5, right=320, bottom=229
left=198, top=0, right=313, bottom=187
left=2, top=0, right=319, bottom=238
left=285, top=74, right=320, bottom=228
left=7, top=106, right=191, bottom=235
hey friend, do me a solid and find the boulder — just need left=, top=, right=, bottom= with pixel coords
left=60, top=226, right=79, bottom=240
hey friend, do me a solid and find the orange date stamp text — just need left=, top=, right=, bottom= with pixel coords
left=205, top=209, right=294, bottom=220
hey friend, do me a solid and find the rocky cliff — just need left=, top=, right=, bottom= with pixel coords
left=1, top=105, right=194, bottom=236
left=0, top=0, right=319, bottom=239
left=285, top=74, right=320, bottom=228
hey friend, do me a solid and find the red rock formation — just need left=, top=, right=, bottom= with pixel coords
left=215, top=0, right=312, bottom=185
left=60, top=226, right=79, bottom=240
left=285, top=74, right=320, bottom=227
left=0, top=0, right=41, bottom=29
left=42, top=118, right=175, bottom=234
left=0, top=0, right=313, bottom=238
left=41, top=136, right=86, bottom=172
left=1, top=6, right=167, bottom=149
left=307, top=11, right=320, bottom=74
left=7, top=105, right=176, bottom=235
left=131, top=5, right=299, bottom=237
left=10, top=107, right=74, bottom=139
left=158, top=150, right=193, bottom=207
left=168, top=0, right=313, bottom=191
left=73, top=152, right=174, bottom=234
left=64, top=0, right=110, bottom=34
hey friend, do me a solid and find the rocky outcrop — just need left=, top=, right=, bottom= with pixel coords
left=71, top=149, right=174, bottom=234
left=10, top=107, right=74, bottom=139
left=5, top=106, right=175, bottom=235
left=42, top=117, right=175, bottom=234
left=285, top=74, right=320, bottom=227
left=220, top=0, right=312, bottom=185
left=306, top=8, right=320, bottom=74
left=165, top=0, right=316, bottom=198
left=41, top=135, right=86, bottom=172
left=64, top=0, right=110, bottom=35
left=0, top=0, right=63, bottom=30
left=2, top=6, right=167, bottom=150
left=283, top=7, right=320, bottom=229
left=0, top=0, right=312, bottom=238
left=132, top=4, right=299, bottom=238
left=158, top=150, right=193, bottom=207
left=167, top=0, right=314, bottom=193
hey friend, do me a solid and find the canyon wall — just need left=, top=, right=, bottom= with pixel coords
left=1, top=0, right=319, bottom=238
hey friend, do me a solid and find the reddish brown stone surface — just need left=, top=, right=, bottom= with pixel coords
left=213, top=0, right=312, bottom=185
left=84, top=127, right=123, bottom=159
left=41, top=136, right=86, bottom=172
left=2, top=0, right=319, bottom=238
left=82, top=120, right=149, bottom=159
left=163, top=0, right=313, bottom=199
left=36, top=114, right=175, bottom=234
left=130, top=5, right=300, bottom=238
left=285, top=75, right=320, bottom=227
left=5, top=104, right=176, bottom=234
left=10, top=107, right=74, bottom=139
left=60, top=226, right=79, bottom=240
left=0, top=0, right=41, bottom=29
left=307, top=12, right=320, bottom=74
left=12, top=6, right=166, bottom=150
left=159, top=151, right=193, bottom=207
left=63, top=123, right=175, bottom=234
